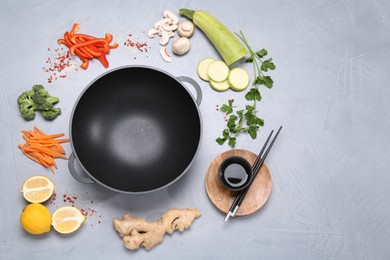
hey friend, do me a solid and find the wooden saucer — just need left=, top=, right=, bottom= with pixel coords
left=205, top=149, right=272, bottom=216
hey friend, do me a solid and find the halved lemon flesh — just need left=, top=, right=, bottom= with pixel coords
left=52, top=206, right=86, bottom=234
left=21, top=175, right=55, bottom=203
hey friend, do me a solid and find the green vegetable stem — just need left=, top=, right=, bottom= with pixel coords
left=216, top=31, right=276, bottom=147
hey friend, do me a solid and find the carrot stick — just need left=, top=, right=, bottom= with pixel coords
left=29, top=133, right=65, bottom=140
left=25, top=139, right=68, bottom=144
left=19, top=127, right=69, bottom=173
left=20, top=147, right=41, bottom=165
left=24, top=146, right=67, bottom=159
left=34, top=126, right=46, bottom=136
left=48, top=165, right=55, bottom=174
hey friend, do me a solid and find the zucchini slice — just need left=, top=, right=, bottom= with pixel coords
left=228, top=67, right=250, bottom=91
left=207, top=60, right=229, bottom=82
left=197, top=58, right=215, bottom=81
left=209, top=80, right=230, bottom=92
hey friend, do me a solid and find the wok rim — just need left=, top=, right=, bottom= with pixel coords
left=69, top=65, right=203, bottom=194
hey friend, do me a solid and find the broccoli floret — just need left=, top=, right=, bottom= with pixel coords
left=17, top=90, right=38, bottom=120
left=32, top=84, right=50, bottom=97
left=41, top=107, right=61, bottom=121
left=17, top=85, right=61, bottom=121
left=32, top=93, right=59, bottom=110
left=21, top=106, right=36, bottom=120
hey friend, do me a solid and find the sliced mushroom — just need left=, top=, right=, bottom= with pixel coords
left=159, top=31, right=174, bottom=46
left=160, top=47, right=172, bottom=62
left=162, top=24, right=178, bottom=32
left=154, top=18, right=171, bottom=29
left=177, top=20, right=195, bottom=38
left=147, top=28, right=161, bottom=38
left=163, top=10, right=178, bottom=25
left=172, top=37, right=191, bottom=55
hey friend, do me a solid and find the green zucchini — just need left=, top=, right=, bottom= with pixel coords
left=179, top=8, right=248, bottom=66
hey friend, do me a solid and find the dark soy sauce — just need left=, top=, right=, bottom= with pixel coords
left=224, top=163, right=248, bottom=187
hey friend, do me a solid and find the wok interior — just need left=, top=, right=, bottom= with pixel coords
left=71, top=67, right=201, bottom=192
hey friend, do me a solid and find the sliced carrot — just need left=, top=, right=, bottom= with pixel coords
left=20, top=147, right=41, bottom=165
left=33, top=126, right=46, bottom=136
left=18, top=127, right=69, bottom=173
left=30, top=133, right=65, bottom=140
left=26, top=139, right=69, bottom=144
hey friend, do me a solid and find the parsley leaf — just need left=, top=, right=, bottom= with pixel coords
left=262, top=76, right=273, bottom=88
left=248, top=125, right=259, bottom=139
left=261, top=58, right=276, bottom=72
left=245, top=88, right=261, bottom=101
left=216, top=31, right=276, bottom=147
left=216, top=137, right=226, bottom=145
left=246, top=57, right=254, bottom=63
left=228, top=137, right=236, bottom=147
left=256, top=49, right=268, bottom=58
left=220, top=99, right=235, bottom=114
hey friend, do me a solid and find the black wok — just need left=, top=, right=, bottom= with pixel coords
left=68, top=66, right=202, bottom=194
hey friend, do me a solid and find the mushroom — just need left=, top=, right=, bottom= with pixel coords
left=154, top=18, right=171, bottom=29
left=159, top=31, right=174, bottom=46
left=177, top=20, right=195, bottom=38
left=162, top=23, right=178, bottom=32
left=172, top=37, right=191, bottom=55
left=147, top=28, right=160, bottom=38
left=163, top=10, right=178, bottom=25
left=160, top=47, right=172, bottom=62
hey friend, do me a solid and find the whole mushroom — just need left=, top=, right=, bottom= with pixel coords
left=177, top=20, right=195, bottom=38
left=172, top=37, right=191, bottom=55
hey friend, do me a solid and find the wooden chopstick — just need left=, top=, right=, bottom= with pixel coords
left=225, top=126, right=283, bottom=222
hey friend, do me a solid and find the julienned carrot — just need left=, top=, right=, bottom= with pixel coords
left=29, top=133, right=64, bottom=139
left=57, top=23, right=118, bottom=69
left=18, top=126, right=69, bottom=173
left=26, top=138, right=69, bottom=143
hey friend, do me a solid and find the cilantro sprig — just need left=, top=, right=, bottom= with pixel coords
left=216, top=31, right=275, bottom=147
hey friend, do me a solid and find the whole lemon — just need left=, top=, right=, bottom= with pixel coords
left=20, top=203, right=51, bottom=235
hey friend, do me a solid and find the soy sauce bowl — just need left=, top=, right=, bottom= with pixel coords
left=218, top=156, right=253, bottom=191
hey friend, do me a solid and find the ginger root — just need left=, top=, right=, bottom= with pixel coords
left=112, top=208, right=201, bottom=251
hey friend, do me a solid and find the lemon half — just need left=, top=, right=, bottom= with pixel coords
left=52, top=206, right=86, bottom=234
left=21, top=175, right=55, bottom=203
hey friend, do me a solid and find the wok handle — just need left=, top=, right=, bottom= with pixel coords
left=68, top=153, right=95, bottom=184
left=177, top=76, right=202, bottom=106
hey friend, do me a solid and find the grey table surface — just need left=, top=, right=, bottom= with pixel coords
left=1, top=0, right=390, bottom=259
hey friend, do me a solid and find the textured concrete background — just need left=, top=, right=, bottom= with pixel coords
left=1, top=0, right=390, bottom=259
